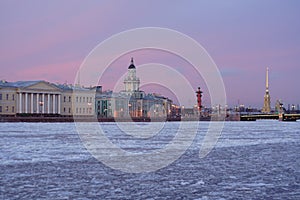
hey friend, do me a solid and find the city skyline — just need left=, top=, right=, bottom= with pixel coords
left=1, top=0, right=300, bottom=107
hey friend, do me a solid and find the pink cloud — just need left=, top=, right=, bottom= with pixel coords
left=11, top=60, right=82, bottom=84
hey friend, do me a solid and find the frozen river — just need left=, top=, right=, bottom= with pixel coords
left=1, top=121, right=300, bottom=199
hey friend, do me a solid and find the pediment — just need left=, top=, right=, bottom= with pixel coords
left=24, top=81, right=61, bottom=92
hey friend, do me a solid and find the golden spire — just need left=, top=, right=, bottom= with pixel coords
left=266, top=67, right=269, bottom=92
left=262, top=67, right=271, bottom=113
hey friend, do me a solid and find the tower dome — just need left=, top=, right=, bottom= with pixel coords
left=124, top=57, right=140, bottom=94
left=128, top=57, right=136, bottom=69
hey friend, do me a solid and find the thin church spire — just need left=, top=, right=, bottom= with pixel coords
left=266, top=67, right=269, bottom=92
left=262, top=67, right=271, bottom=113
left=131, top=57, right=134, bottom=64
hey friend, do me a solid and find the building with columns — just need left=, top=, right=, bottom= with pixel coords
left=0, top=80, right=62, bottom=115
left=0, top=58, right=174, bottom=120
left=0, top=80, right=96, bottom=117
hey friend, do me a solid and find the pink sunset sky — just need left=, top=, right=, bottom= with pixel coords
left=1, top=0, right=299, bottom=108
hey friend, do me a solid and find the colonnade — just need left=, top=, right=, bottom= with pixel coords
left=18, top=92, right=61, bottom=114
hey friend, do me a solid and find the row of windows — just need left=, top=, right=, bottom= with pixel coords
left=75, top=107, right=92, bottom=114
left=0, top=93, right=15, bottom=101
left=97, top=100, right=112, bottom=106
left=0, top=93, right=93, bottom=103
left=1, top=93, right=96, bottom=104
left=0, top=106, right=15, bottom=113
left=75, top=96, right=93, bottom=103
left=0, top=105, right=91, bottom=114
left=63, top=96, right=94, bottom=103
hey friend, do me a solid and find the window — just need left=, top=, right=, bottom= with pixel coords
left=69, top=96, right=71, bottom=102
left=64, top=96, right=66, bottom=102
left=68, top=108, right=71, bottom=113
left=0, top=93, right=2, bottom=100
left=63, top=107, right=66, bottom=112
left=6, top=94, right=9, bottom=100
left=83, top=108, right=85, bottom=113
left=6, top=106, right=8, bottom=112
left=80, top=97, right=82, bottom=102
left=76, top=108, right=78, bottom=113
left=12, top=94, right=14, bottom=101
left=0, top=106, right=2, bottom=112
left=83, top=97, right=85, bottom=102
left=12, top=106, right=14, bottom=112
left=79, top=108, right=81, bottom=113
left=76, top=97, right=78, bottom=102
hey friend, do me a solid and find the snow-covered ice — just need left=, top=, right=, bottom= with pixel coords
left=0, top=121, right=300, bottom=199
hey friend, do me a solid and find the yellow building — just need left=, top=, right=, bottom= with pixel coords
left=55, top=83, right=95, bottom=117
left=0, top=80, right=62, bottom=115
left=0, top=80, right=96, bottom=117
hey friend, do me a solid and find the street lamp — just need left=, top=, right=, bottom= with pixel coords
left=87, top=102, right=92, bottom=114
left=39, top=101, right=44, bottom=114
left=128, top=103, right=132, bottom=117
left=120, top=108, right=124, bottom=118
left=292, top=104, right=295, bottom=111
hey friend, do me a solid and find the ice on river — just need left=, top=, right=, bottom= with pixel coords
left=1, top=121, right=300, bottom=199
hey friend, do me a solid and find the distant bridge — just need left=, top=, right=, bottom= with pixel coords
left=240, top=114, right=300, bottom=121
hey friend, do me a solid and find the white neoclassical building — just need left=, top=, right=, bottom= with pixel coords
left=0, top=80, right=62, bottom=115
left=0, top=80, right=96, bottom=117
